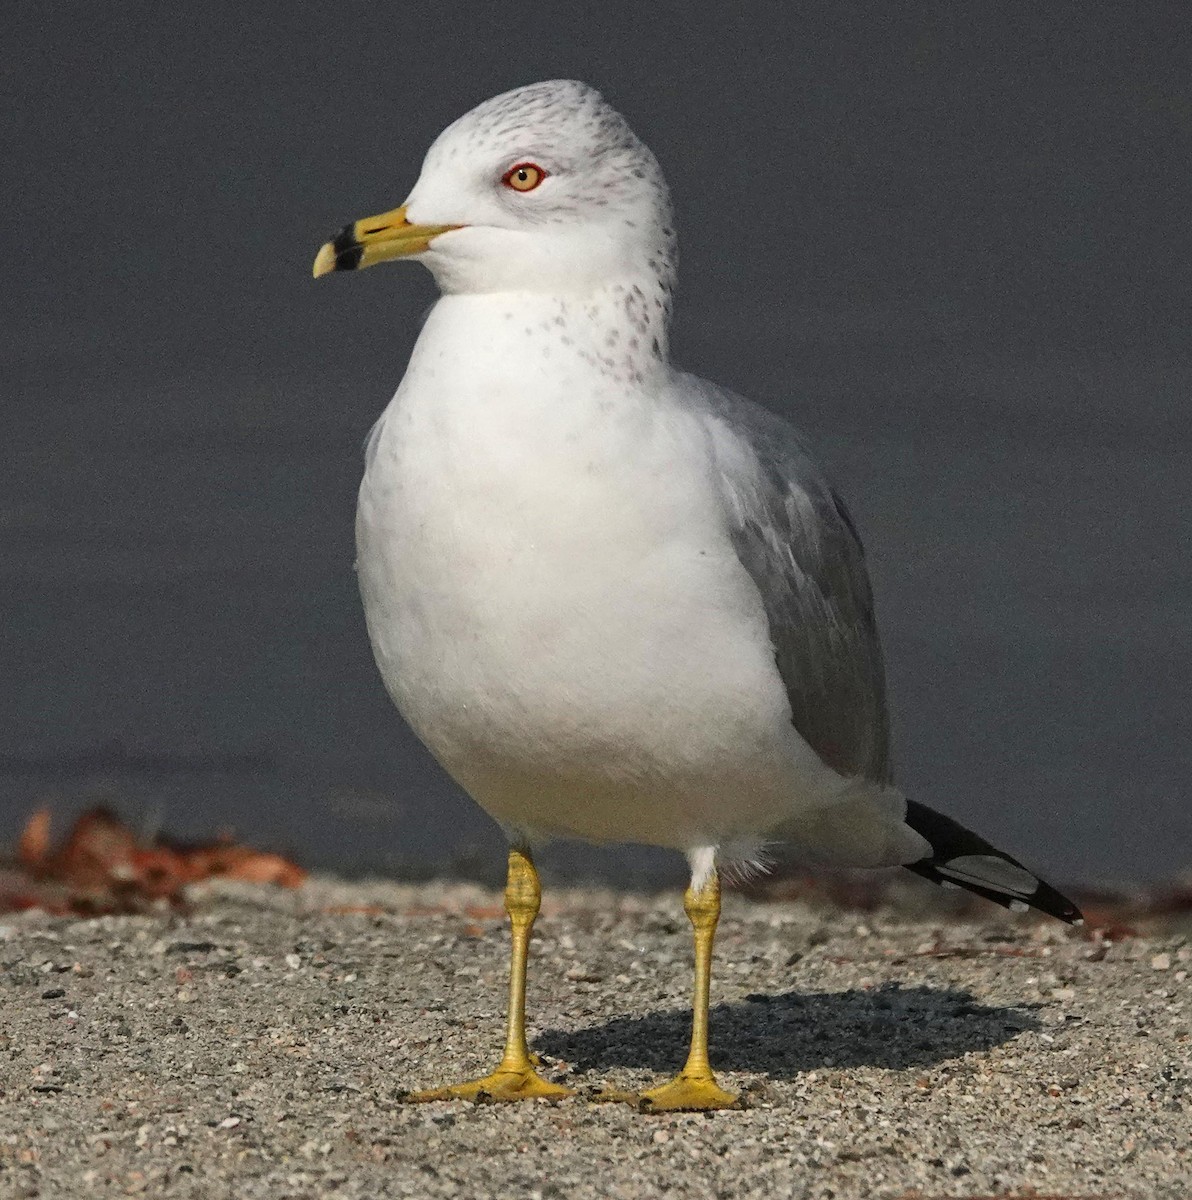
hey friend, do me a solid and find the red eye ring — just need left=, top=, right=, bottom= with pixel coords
left=502, top=162, right=547, bottom=192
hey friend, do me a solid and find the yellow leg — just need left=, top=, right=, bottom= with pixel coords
left=403, top=846, right=572, bottom=1103
left=637, top=869, right=738, bottom=1111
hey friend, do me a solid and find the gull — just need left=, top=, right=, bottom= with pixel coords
left=313, top=80, right=1081, bottom=1111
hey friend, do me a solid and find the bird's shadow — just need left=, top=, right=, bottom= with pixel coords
left=537, top=983, right=1040, bottom=1079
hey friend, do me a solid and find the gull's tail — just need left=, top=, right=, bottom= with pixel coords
left=902, top=799, right=1083, bottom=924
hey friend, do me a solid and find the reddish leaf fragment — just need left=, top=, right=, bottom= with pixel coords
left=2, top=806, right=306, bottom=916
left=18, top=808, right=52, bottom=870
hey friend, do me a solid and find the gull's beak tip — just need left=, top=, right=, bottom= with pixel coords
left=311, top=205, right=460, bottom=280
left=312, top=242, right=338, bottom=279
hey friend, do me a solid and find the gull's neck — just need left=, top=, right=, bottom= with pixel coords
left=419, top=271, right=674, bottom=388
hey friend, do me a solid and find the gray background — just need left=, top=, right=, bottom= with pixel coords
left=3, top=1, right=1189, bottom=885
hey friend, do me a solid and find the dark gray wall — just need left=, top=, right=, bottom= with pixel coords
left=4, top=1, right=1189, bottom=883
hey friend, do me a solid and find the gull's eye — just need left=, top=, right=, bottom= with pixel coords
left=502, top=162, right=547, bottom=193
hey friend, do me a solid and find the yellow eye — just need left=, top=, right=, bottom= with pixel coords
left=502, top=162, right=547, bottom=192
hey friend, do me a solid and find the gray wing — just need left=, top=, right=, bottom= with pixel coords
left=682, top=373, right=892, bottom=784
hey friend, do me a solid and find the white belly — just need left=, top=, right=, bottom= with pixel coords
left=355, top=299, right=843, bottom=849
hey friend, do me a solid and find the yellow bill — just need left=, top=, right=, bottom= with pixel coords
left=312, top=204, right=460, bottom=277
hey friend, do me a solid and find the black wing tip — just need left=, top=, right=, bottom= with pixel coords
left=906, top=860, right=1084, bottom=925
left=903, top=799, right=1084, bottom=926
left=1025, top=878, right=1085, bottom=926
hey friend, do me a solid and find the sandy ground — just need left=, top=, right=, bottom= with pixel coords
left=0, top=876, right=1188, bottom=1199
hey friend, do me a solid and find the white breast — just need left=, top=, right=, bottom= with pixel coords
left=355, top=294, right=844, bottom=848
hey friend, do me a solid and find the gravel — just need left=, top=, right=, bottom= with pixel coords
left=0, top=876, right=1188, bottom=1198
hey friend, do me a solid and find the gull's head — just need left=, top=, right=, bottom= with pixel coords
left=313, top=80, right=676, bottom=296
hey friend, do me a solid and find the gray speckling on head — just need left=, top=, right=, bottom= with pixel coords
left=426, top=80, right=678, bottom=298
left=401, top=81, right=683, bottom=371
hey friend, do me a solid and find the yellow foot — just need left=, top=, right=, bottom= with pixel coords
left=402, top=1066, right=572, bottom=1104
left=638, top=1071, right=739, bottom=1112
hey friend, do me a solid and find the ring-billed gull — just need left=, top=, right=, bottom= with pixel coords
left=313, top=80, right=1081, bottom=1111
